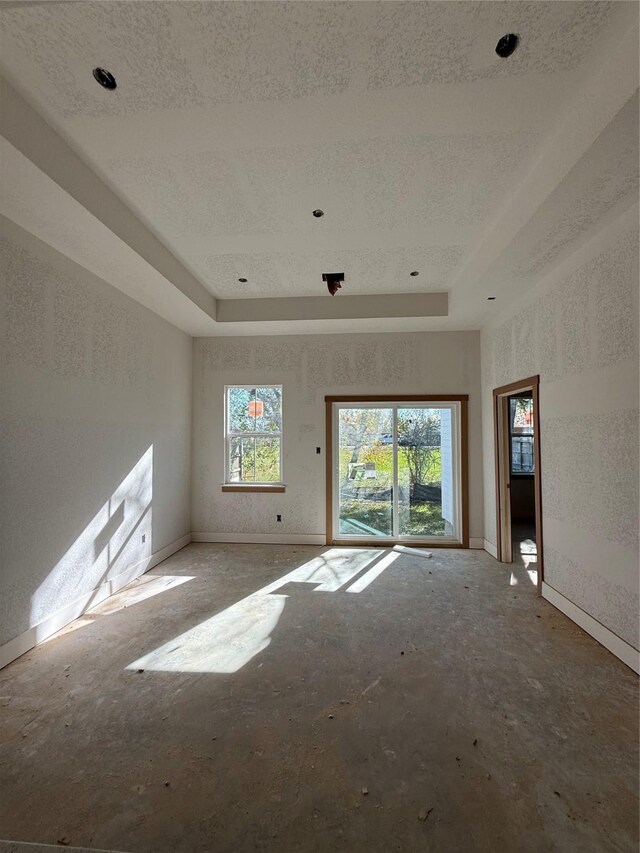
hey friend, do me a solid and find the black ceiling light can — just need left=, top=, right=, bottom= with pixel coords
left=93, top=67, right=117, bottom=90
left=495, top=34, right=519, bottom=58
left=312, top=209, right=324, bottom=218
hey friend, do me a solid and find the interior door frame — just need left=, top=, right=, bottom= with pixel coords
left=325, top=394, right=469, bottom=548
left=492, top=376, right=543, bottom=592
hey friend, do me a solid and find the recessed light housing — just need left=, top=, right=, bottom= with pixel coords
left=487, top=296, right=496, bottom=301
left=410, top=271, right=419, bottom=277
left=495, top=34, right=519, bottom=58
left=93, top=67, right=117, bottom=90
left=312, top=209, right=324, bottom=218
left=238, top=278, right=248, bottom=283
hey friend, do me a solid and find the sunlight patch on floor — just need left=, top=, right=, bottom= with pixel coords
left=90, top=574, right=194, bottom=616
left=127, top=549, right=396, bottom=674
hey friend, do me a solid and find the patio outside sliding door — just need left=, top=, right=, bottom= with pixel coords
left=333, top=401, right=462, bottom=544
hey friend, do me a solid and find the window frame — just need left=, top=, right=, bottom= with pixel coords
left=508, top=396, right=535, bottom=476
left=223, top=384, right=284, bottom=489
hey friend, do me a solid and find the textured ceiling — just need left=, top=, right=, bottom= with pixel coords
left=0, top=1, right=613, bottom=117
left=100, top=127, right=540, bottom=297
left=0, top=0, right=636, bottom=332
left=190, top=244, right=468, bottom=299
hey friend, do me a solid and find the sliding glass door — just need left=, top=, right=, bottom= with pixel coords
left=333, top=401, right=462, bottom=543
left=337, top=407, right=394, bottom=537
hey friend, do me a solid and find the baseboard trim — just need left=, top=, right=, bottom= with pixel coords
left=192, top=532, right=484, bottom=549
left=542, top=582, right=639, bottom=674
left=192, top=532, right=326, bottom=546
left=0, top=533, right=191, bottom=670
left=483, top=539, right=498, bottom=559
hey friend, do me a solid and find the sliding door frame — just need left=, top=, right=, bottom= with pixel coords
left=325, top=395, right=469, bottom=547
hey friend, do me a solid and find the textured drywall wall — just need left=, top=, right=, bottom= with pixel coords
left=0, top=220, right=192, bottom=648
left=192, top=330, right=482, bottom=540
left=481, top=209, right=639, bottom=649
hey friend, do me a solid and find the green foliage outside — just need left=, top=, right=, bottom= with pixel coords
left=338, top=446, right=442, bottom=485
left=397, top=411, right=441, bottom=489
left=337, top=407, right=445, bottom=536
left=228, top=386, right=281, bottom=433
left=231, top=438, right=280, bottom=482
left=339, top=498, right=445, bottom=536
left=228, top=386, right=282, bottom=482
left=338, top=446, right=444, bottom=537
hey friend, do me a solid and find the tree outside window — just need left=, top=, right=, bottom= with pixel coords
left=225, top=386, right=282, bottom=483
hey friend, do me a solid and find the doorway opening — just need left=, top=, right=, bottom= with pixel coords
left=493, top=376, right=543, bottom=592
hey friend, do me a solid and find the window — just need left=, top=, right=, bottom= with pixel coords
left=509, top=396, right=534, bottom=474
left=225, top=386, right=282, bottom=485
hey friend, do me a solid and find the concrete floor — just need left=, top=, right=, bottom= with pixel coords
left=0, top=543, right=637, bottom=853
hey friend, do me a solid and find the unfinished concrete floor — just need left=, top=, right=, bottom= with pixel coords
left=1, top=544, right=638, bottom=853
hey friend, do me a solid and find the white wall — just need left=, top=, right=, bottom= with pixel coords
left=0, top=220, right=192, bottom=657
left=481, top=207, right=639, bottom=654
left=192, top=330, right=482, bottom=543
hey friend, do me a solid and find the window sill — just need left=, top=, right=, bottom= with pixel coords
left=221, top=484, right=286, bottom=493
